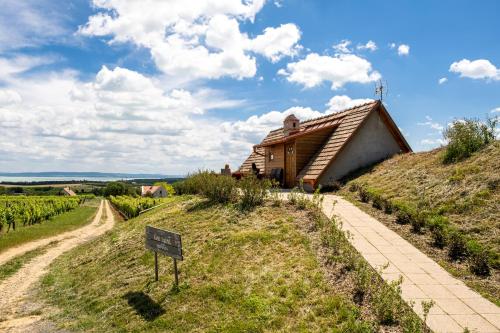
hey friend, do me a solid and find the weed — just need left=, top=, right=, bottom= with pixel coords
left=427, top=215, right=448, bottom=248
left=371, top=276, right=404, bottom=325
left=238, top=175, right=271, bottom=211
left=448, top=230, right=468, bottom=261
left=466, top=240, right=491, bottom=276
left=358, top=187, right=370, bottom=203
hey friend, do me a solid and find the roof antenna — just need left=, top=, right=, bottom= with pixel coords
left=375, top=80, right=388, bottom=102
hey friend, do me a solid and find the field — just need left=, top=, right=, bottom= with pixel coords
left=338, top=141, right=499, bottom=304
left=0, top=198, right=99, bottom=253
left=37, top=196, right=424, bottom=332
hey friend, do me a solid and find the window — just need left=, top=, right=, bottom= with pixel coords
left=287, top=146, right=294, bottom=154
left=269, top=152, right=274, bottom=161
left=293, top=122, right=296, bottom=128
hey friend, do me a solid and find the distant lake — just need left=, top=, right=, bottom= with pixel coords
left=0, top=176, right=148, bottom=183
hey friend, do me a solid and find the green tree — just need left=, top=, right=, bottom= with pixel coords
left=154, top=181, right=175, bottom=196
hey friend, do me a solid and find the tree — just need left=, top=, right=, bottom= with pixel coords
left=104, top=182, right=128, bottom=197
left=154, top=181, right=175, bottom=196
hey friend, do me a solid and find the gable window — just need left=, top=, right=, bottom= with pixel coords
left=269, top=152, right=274, bottom=161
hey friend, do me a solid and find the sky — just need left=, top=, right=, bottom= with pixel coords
left=0, top=0, right=499, bottom=175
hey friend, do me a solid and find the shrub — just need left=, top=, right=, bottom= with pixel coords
left=268, top=180, right=282, bottom=207
left=448, top=231, right=468, bottom=261
left=411, top=215, right=426, bottom=234
left=427, top=215, right=448, bottom=248
left=238, top=175, right=271, bottom=210
left=349, top=182, right=361, bottom=193
left=371, top=194, right=384, bottom=210
left=382, top=198, right=393, bottom=214
left=153, top=181, right=176, bottom=196
left=371, top=277, right=404, bottom=325
left=174, top=171, right=237, bottom=204
left=466, top=240, right=490, bottom=276
left=358, top=187, right=370, bottom=203
left=442, top=117, right=498, bottom=164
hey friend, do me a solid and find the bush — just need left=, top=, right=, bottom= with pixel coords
left=382, top=199, right=393, bottom=214
left=238, top=175, right=271, bottom=210
left=154, top=181, right=175, bottom=196
left=349, top=182, right=361, bottom=193
left=173, top=171, right=237, bottom=204
left=358, top=187, right=369, bottom=203
left=371, top=277, right=404, bottom=325
left=427, top=215, right=448, bottom=248
left=466, top=240, right=490, bottom=276
left=371, top=194, right=383, bottom=210
left=394, top=202, right=415, bottom=225
left=448, top=231, right=468, bottom=261
left=442, top=117, right=498, bottom=164
left=411, top=215, right=426, bottom=234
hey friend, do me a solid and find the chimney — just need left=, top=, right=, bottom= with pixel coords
left=283, top=114, right=300, bottom=136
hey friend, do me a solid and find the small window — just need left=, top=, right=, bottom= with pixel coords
left=293, top=122, right=296, bottom=128
left=269, top=152, right=274, bottom=161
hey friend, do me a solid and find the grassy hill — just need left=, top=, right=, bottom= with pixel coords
left=37, top=196, right=424, bottom=332
left=339, top=141, right=499, bottom=304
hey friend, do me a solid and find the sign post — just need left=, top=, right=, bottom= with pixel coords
left=145, top=226, right=183, bottom=285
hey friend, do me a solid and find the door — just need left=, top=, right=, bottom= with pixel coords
left=285, top=142, right=296, bottom=188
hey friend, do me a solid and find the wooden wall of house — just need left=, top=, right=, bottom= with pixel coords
left=264, top=144, right=285, bottom=175
left=295, top=128, right=334, bottom=175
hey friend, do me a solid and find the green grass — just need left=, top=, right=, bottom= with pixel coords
left=338, top=141, right=499, bottom=305
left=0, top=241, right=58, bottom=281
left=0, top=199, right=100, bottom=253
left=39, top=196, right=376, bottom=333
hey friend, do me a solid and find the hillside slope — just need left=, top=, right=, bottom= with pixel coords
left=37, top=196, right=381, bottom=332
left=340, top=141, right=499, bottom=303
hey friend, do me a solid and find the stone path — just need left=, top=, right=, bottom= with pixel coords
left=320, top=194, right=499, bottom=333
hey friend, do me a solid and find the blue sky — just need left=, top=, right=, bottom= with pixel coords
left=0, top=0, right=499, bottom=174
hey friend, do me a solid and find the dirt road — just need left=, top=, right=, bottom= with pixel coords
left=0, top=199, right=116, bottom=332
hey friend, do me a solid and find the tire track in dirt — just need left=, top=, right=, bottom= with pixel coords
left=0, top=200, right=116, bottom=332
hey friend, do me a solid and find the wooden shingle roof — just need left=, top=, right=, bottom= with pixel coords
left=297, top=101, right=378, bottom=181
left=238, top=100, right=411, bottom=182
left=238, top=147, right=265, bottom=174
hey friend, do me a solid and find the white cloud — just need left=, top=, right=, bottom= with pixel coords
left=397, top=44, right=410, bottom=56
left=78, top=0, right=300, bottom=81
left=279, top=53, right=381, bottom=89
left=418, top=116, right=444, bottom=131
left=421, top=138, right=446, bottom=146
left=224, top=95, right=373, bottom=147
left=389, top=43, right=396, bottom=49
left=333, top=40, right=352, bottom=53
left=438, top=77, right=448, bottom=84
left=0, top=57, right=251, bottom=173
left=0, top=89, right=22, bottom=106
left=449, top=59, right=500, bottom=80
left=325, top=95, right=373, bottom=113
left=249, top=23, right=302, bottom=62
left=491, top=107, right=500, bottom=113
left=0, top=0, right=70, bottom=51
left=357, top=40, right=377, bottom=52
left=274, top=0, right=283, bottom=8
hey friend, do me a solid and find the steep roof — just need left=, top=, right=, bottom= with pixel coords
left=239, top=100, right=411, bottom=180
left=141, top=185, right=162, bottom=196
left=238, top=147, right=265, bottom=174
left=62, top=187, right=76, bottom=196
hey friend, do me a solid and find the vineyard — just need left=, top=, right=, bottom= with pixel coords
left=109, top=196, right=164, bottom=219
left=0, top=196, right=85, bottom=233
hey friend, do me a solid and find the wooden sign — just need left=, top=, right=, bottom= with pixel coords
left=145, top=226, right=183, bottom=284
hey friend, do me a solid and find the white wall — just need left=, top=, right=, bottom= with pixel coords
left=319, top=110, right=403, bottom=186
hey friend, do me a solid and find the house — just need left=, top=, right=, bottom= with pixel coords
left=141, top=185, right=167, bottom=198
left=61, top=187, right=77, bottom=196
left=238, top=100, right=411, bottom=191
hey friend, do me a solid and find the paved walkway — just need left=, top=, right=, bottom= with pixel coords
left=319, top=195, right=499, bottom=333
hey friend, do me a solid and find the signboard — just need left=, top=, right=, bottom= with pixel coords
left=145, top=226, right=183, bottom=284
left=145, top=226, right=183, bottom=260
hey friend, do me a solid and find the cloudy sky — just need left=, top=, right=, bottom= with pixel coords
left=0, top=0, right=499, bottom=174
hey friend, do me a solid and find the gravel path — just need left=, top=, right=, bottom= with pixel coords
left=0, top=200, right=115, bottom=332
